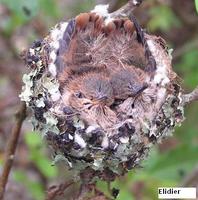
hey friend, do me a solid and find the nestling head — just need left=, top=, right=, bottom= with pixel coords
left=110, top=66, right=148, bottom=100
left=61, top=72, right=117, bottom=128
left=64, top=72, right=114, bottom=110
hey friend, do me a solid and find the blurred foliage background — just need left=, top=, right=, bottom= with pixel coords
left=0, top=0, right=198, bottom=199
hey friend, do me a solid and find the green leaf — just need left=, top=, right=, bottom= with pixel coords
left=24, top=131, right=58, bottom=178
left=13, top=170, right=27, bottom=182
left=174, top=104, right=198, bottom=143
left=175, top=49, right=198, bottom=88
left=0, top=0, right=59, bottom=34
left=1, top=0, right=39, bottom=34
left=116, top=188, right=134, bottom=200
left=1, top=0, right=39, bottom=18
left=142, top=145, right=198, bottom=181
left=24, top=132, right=42, bottom=148
left=195, top=0, right=198, bottom=13
left=97, top=180, right=135, bottom=200
left=35, top=156, right=58, bottom=178
left=28, top=181, right=45, bottom=200
left=148, top=5, right=181, bottom=31
left=40, top=0, right=60, bottom=19
left=68, top=0, right=95, bottom=16
left=13, top=170, right=45, bottom=200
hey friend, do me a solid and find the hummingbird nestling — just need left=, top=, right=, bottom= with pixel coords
left=110, top=65, right=148, bottom=100
left=62, top=71, right=117, bottom=129
left=54, top=9, right=155, bottom=130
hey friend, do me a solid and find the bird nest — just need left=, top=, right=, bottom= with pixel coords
left=20, top=4, right=184, bottom=182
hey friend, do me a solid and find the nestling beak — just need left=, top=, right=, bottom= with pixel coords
left=130, top=84, right=148, bottom=97
left=136, top=84, right=148, bottom=94
left=93, top=95, right=108, bottom=105
left=97, top=96, right=108, bottom=101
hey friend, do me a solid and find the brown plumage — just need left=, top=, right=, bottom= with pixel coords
left=123, top=19, right=135, bottom=33
left=56, top=15, right=146, bottom=75
left=67, top=72, right=114, bottom=107
left=103, top=21, right=116, bottom=33
left=110, top=65, right=148, bottom=100
left=56, top=12, right=153, bottom=129
left=76, top=13, right=90, bottom=30
left=62, top=72, right=117, bottom=128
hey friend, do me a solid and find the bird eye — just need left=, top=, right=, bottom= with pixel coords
left=83, top=102, right=90, bottom=105
left=75, top=92, right=84, bottom=98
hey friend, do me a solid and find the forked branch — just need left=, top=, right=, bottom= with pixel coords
left=0, top=102, right=26, bottom=200
left=183, top=86, right=198, bottom=105
left=110, top=0, right=144, bottom=17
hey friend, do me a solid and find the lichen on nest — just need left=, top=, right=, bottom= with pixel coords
left=20, top=4, right=185, bottom=181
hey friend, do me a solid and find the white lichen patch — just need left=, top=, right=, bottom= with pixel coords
left=73, top=116, right=85, bottom=129
left=50, top=22, right=68, bottom=41
left=147, top=39, right=171, bottom=86
left=155, top=87, right=167, bottom=110
left=53, top=154, right=72, bottom=168
left=42, top=76, right=60, bottom=101
left=101, top=136, right=109, bottom=149
left=120, top=137, right=129, bottom=144
left=19, top=73, right=34, bottom=102
left=91, top=4, right=109, bottom=16
left=68, top=134, right=74, bottom=140
left=74, top=134, right=86, bottom=148
left=93, top=158, right=104, bottom=170
left=35, top=98, right=45, bottom=108
left=29, top=48, right=35, bottom=56
left=86, top=126, right=99, bottom=133
left=43, top=112, right=58, bottom=127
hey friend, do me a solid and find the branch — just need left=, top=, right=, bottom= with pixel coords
left=45, top=180, right=75, bottom=200
left=110, top=0, right=144, bottom=18
left=76, top=183, right=90, bottom=200
left=181, top=164, right=198, bottom=187
left=173, top=38, right=198, bottom=60
left=76, top=183, right=112, bottom=200
left=0, top=102, right=26, bottom=200
left=45, top=180, right=112, bottom=200
left=182, top=86, right=198, bottom=105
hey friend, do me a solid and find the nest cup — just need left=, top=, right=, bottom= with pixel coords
left=20, top=5, right=185, bottom=181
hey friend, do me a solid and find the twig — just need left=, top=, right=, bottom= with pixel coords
left=110, top=0, right=144, bottom=18
left=181, top=164, right=198, bottom=187
left=76, top=183, right=90, bottom=200
left=45, top=180, right=75, bottom=200
left=0, top=102, right=26, bottom=200
left=182, top=86, right=198, bottom=105
left=107, top=0, right=120, bottom=12
left=173, top=38, right=198, bottom=60
left=77, top=182, right=112, bottom=200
